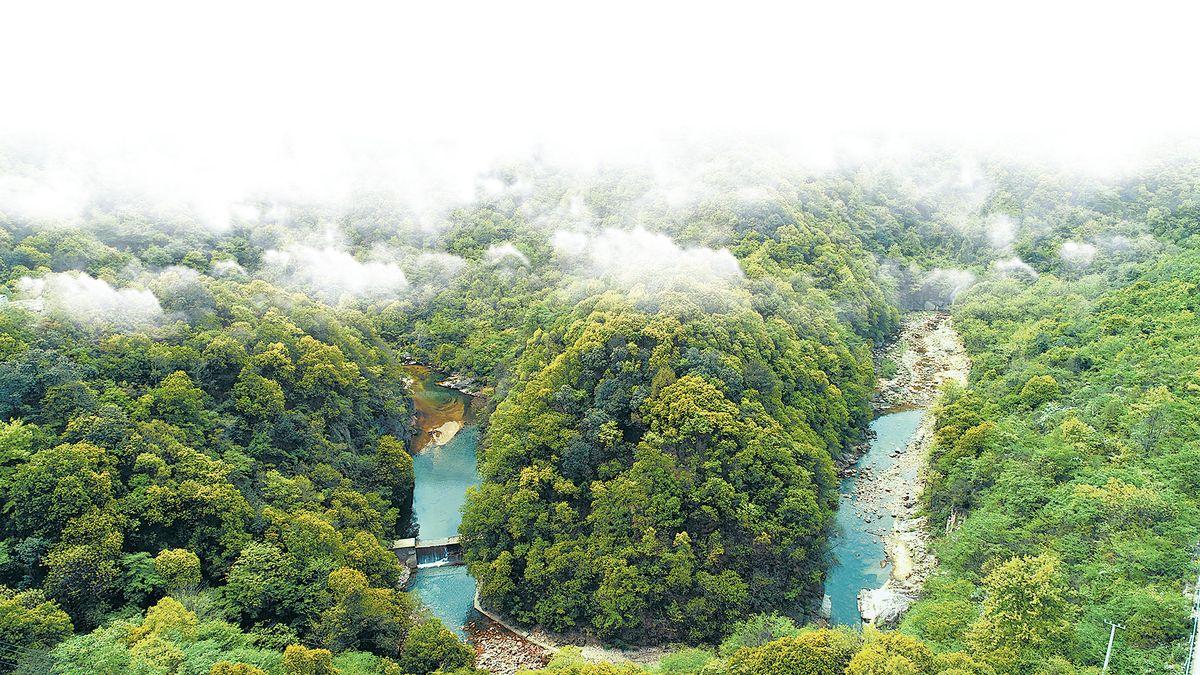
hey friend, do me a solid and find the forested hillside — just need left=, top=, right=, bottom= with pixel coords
left=0, top=141, right=1199, bottom=674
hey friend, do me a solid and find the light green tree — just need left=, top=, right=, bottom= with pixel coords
left=397, top=618, right=475, bottom=675
left=154, top=548, right=202, bottom=589
left=0, top=585, right=73, bottom=649
left=844, top=628, right=934, bottom=675
left=965, top=553, right=1076, bottom=672
left=728, top=631, right=852, bottom=675
left=211, top=662, right=269, bottom=675
left=282, top=643, right=338, bottom=675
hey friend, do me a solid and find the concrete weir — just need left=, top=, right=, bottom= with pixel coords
left=393, top=535, right=465, bottom=569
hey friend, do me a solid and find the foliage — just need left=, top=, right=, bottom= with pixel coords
left=844, top=628, right=934, bottom=675
left=283, top=644, right=339, bottom=675
left=0, top=584, right=73, bottom=650
left=718, top=612, right=802, bottom=657
left=395, top=618, right=474, bottom=675
left=727, top=630, right=853, bottom=675
left=155, top=548, right=203, bottom=589
left=464, top=296, right=868, bottom=642
left=210, top=663, right=268, bottom=675
left=527, top=646, right=648, bottom=675
left=314, top=567, right=415, bottom=656
left=656, top=647, right=715, bottom=675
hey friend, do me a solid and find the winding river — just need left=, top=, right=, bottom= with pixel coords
left=402, top=312, right=965, bottom=639
left=404, top=365, right=481, bottom=639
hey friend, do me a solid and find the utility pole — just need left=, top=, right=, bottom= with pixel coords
left=1102, top=620, right=1126, bottom=673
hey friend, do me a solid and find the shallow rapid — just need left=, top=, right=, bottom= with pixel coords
left=825, top=408, right=925, bottom=626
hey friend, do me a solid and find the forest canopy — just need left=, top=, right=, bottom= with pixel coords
left=0, top=140, right=1199, bottom=673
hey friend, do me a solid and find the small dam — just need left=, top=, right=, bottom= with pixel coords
left=393, top=535, right=465, bottom=569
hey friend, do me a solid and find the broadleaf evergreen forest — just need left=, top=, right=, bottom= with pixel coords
left=1, top=139, right=1199, bottom=675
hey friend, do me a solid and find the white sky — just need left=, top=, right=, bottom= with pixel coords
left=2, top=0, right=1198, bottom=215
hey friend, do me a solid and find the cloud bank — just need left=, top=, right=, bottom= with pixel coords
left=553, top=227, right=744, bottom=283
left=20, top=273, right=163, bottom=328
left=264, top=247, right=408, bottom=299
left=995, top=257, right=1039, bottom=280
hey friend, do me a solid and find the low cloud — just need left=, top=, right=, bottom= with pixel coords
left=555, top=227, right=744, bottom=283
left=995, top=256, right=1039, bottom=280
left=23, top=273, right=163, bottom=328
left=924, top=268, right=977, bottom=299
left=551, top=230, right=589, bottom=256
left=987, top=213, right=1018, bottom=249
left=265, top=246, right=408, bottom=297
left=0, top=170, right=89, bottom=219
left=552, top=227, right=747, bottom=315
left=1060, top=241, right=1097, bottom=266
left=1093, top=235, right=1134, bottom=252
left=211, top=259, right=248, bottom=277
left=484, top=243, right=530, bottom=267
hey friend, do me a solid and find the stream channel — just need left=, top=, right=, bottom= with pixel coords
left=403, top=366, right=929, bottom=636
left=824, top=408, right=925, bottom=626
left=404, top=365, right=481, bottom=639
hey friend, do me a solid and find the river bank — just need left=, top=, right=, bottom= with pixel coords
left=849, top=311, right=969, bottom=626
left=407, top=311, right=970, bottom=669
left=404, top=365, right=559, bottom=673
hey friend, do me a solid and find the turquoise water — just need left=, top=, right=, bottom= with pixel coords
left=411, top=426, right=481, bottom=540
left=825, top=409, right=925, bottom=626
left=411, top=565, right=479, bottom=639
left=405, top=366, right=483, bottom=639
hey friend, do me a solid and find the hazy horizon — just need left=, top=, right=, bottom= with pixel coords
left=3, top=1, right=1199, bottom=227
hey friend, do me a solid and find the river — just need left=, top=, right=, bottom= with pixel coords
left=825, top=311, right=970, bottom=626
left=402, top=313, right=965, bottom=639
left=824, top=408, right=925, bottom=626
left=404, top=365, right=481, bottom=639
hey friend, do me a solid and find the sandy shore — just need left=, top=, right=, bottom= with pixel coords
left=430, top=421, right=463, bottom=446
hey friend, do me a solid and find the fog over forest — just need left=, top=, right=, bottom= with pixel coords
left=2, top=4, right=1200, bottom=675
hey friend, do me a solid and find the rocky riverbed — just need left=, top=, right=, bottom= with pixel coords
left=468, top=619, right=552, bottom=675
left=873, top=311, right=971, bottom=412
left=852, top=311, right=970, bottom=626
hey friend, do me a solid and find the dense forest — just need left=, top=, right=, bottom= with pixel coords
left=0, top=138, right=1199, bottom=674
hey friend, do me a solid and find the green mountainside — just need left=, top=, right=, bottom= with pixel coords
left=0, top=145, right=1198, bottom=673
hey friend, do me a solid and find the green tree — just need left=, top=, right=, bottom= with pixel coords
left=844, top=629, right=934, bottom=675
left=0, top=585, right=73, bottom=650
left=282, top=644, right=338, bottom=675
left=154, top=548, right=202, bottom=589
left=719, top=612, right=801, bottom=656
left=315, top=567, right=414, bottom=656
left=728, top=631, right=850, bottom=675
left=372, top=435, right=414, bottom=508
left=397, top=618, right=475, bottom=675
left=211, top=663, right=269, bottom=675
left=148, top=371, right=210, bottom=440
left=1019, top=375, right=1058, bottom=409
left=965, top=554, right=1076, bottom=671
left=127, top=596, right=199, bottom=645
left=223, top=542, right=300, bottom=624
left=4, top=442, right=115, bottom=538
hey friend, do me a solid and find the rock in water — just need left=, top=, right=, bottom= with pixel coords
left=858, top=586, right=916, bottom=627
left=818, top=594, right=832, bottom=620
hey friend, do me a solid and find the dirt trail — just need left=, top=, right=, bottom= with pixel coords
left=853, top=312, right=970, bottom=624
